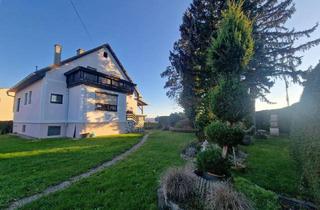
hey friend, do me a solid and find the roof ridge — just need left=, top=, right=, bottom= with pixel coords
left=8, top=43, right=142, bottom=98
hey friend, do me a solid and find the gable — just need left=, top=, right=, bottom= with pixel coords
left=9, top=44, right=136, bottom=93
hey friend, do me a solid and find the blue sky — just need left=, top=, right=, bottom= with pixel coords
left=0, top=0, right=319, bottom=117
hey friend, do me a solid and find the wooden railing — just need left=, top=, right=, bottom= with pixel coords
left=126, top=111, right=138, bottom=123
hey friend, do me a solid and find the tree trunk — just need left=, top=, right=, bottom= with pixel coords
left=222, top=145, right=228, bottom=159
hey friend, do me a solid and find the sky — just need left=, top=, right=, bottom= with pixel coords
left=0, top=0, right=320, bottom=117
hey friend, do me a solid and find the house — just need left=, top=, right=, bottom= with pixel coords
left=8, top=44, right=147, bottom=138
left=0, top=88, right=14, bottom=121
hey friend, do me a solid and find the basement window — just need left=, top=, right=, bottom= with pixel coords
left=47, top=126, right=61, bottom=136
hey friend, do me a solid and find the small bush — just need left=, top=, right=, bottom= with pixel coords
left=196, top=146, right=231, bottom=176
left=0, top=121, right=13, bottom=134
left=205, top=181, right=253, bottom=210
left=205, top=121, right=244, bottom=147
left=234, top=177, right=281, bottom=210
left=161, top=167, right=196, bottom=203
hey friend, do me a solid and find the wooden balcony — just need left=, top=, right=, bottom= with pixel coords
left=126, top=110, right=138, bottom=122
left=65, top=66, right=136, bottom=94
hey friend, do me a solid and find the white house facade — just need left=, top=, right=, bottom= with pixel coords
left=8, top=44, right=147, bottom=138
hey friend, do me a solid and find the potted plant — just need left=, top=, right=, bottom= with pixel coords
left=195, top=146, right=231, bottom=181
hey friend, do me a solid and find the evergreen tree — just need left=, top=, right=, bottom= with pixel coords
left=161, top=0, right=320, bottom=123
left=207, top=0, right=254, bottom=79
left=206, top=0, right=253, bottom=157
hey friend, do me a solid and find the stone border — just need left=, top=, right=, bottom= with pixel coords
left=7, top=133, right=150, bottom=210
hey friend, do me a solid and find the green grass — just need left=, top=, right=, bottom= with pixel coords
left=22, top=131, right=195, bottom=210
left=0, top=134, right=142, bottom=208
left=235, top=136, right=300, bottom=197
left=234, top=177, right=281, bottom=210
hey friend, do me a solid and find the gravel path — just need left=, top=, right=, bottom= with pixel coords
left=7, top=133, right=150, bottom=210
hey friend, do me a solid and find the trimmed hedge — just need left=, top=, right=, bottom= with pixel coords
left=205, top=121, right=244, bottom=146
left=144, top=122, right=160, bottom=130
left=0, top=121, right=13, bottom=134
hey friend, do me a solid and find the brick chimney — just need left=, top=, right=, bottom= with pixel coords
left=77, top=48, right=85, bottom=55
left=53, top=44, right=62, bottom=65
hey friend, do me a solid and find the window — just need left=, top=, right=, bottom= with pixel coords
left=47, top=126, right=61, bottom=136
left=103, top=52, right=108, bottom=58
left=24, top=92, right=28, bottom=105
left=28, top=91, right=32, bottom=104
left=50, top=94, right=63, bottom=104
left=111, top=80, right=119, bottom=87
left=83, top=72, right=97, bottom=82
left=95, top=92, right=118, bottom=112
left=16, top=98, right=21, bottom=112
left=22, top=125, right=26, bottom=133
left=98, top=77, right=111, bottom=85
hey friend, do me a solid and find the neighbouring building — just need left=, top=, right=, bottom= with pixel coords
left=8, top=44, right=147, bottom=138
left=0, top=88, right=14, bottom=121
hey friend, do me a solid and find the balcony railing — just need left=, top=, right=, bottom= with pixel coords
left=65, top=66, right=136, bottom=94
left=126, top=110, right=137, bottom=123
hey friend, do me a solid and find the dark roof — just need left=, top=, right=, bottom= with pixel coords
left=8, top=43, right=134, bottom=92
left=137, top=98, right=148, bottom=106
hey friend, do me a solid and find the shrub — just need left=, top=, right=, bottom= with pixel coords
left=0, top=121, right=13, bottom=134
left=234, top=177, right=281, bottom=210
left=160, top=167, right=196, bottom=203
left=208, top=79, right=251, bottom=124
left=174, top=118, right=193, bottom=129
left=205, top=181, right=253, bottom=210
left=195, top=97, right=215, bottom=141
left=290, top=63, right=320, bottom=205
left=196, top=146, right=231, bottom=176
left=144, top=122, right=160, bottom=130
left=205, top=121, right=244, bottom=147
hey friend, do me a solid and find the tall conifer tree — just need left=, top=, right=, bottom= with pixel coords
left=161, top=0, right=320, bottom=123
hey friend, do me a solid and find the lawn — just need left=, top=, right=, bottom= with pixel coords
left=22, top=131, right=195, bottom=210
left=0, top=134, right=142, bottom=208
left=236, top=136, right=301, bottom=197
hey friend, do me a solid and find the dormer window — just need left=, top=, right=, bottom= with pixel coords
left=103, top=52, right=108, bottom=58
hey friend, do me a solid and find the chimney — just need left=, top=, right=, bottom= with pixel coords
left=53, top=44, right=62, bottom=65
left=76, top=48, right=85, bottom=55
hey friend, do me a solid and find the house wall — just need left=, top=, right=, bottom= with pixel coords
left=64, top=85, right=128, bottom=137
left=12, top=46, right=138, bottom=138
left=0, top=88, right=14, bottom=121
left=13, top=123, right=67, bottom=138
left=126, top=91, right=138, bottom=114
left=13, top=80, right=43, bottom=123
